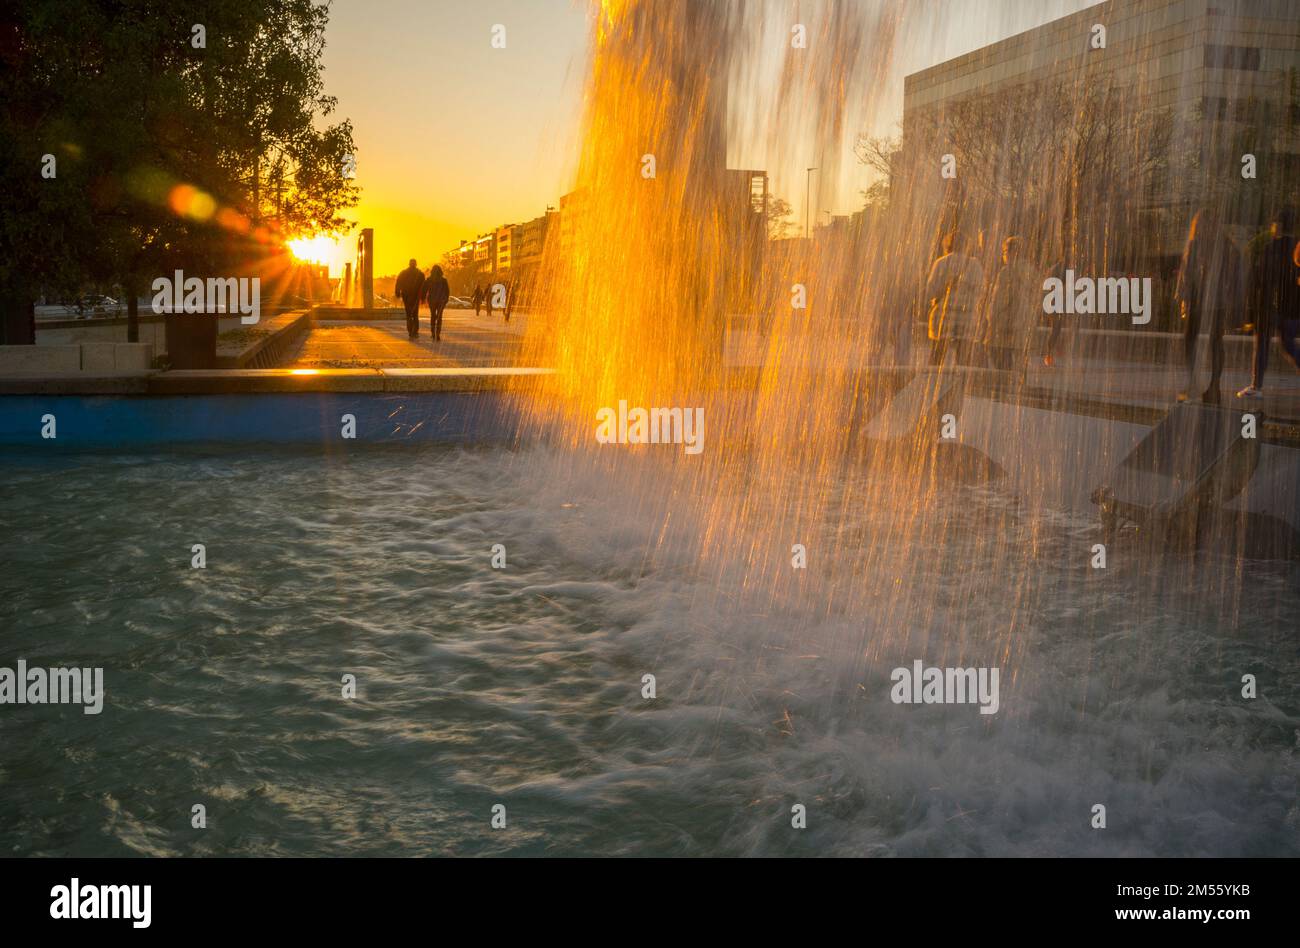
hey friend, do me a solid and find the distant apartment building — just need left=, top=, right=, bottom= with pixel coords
left=495, top=224, right=519, bottom=273
left=438, top=168, right=764, bottom=307
left=448, top=239, right=473, bottom=271
left=471, top=231, right=496, bottom=276
left=559, top=189, right=587, bottom=260
left=901, top=0, right=1300, bottom=259
left=518, top=209, right=557, bottom=268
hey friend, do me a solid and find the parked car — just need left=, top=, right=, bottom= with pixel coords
left=74, top=295, right=121, bottom=317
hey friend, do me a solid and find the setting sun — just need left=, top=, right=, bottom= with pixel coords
left=287, top=234, right=339, bottom=268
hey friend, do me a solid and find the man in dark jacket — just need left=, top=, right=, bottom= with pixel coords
left=394, top=259, right=425, bottom=339
left=425, top=265, right=451, bottom=341
left=1241, top=210, right=1300, bottom=398
left=1175, top=208, right=1243, bottom=404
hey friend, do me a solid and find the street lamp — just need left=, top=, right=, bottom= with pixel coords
left=805, top=166, right=818, bottom=239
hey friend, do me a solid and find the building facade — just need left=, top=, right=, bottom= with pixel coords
left=901, top=0, right=1300, bottom=265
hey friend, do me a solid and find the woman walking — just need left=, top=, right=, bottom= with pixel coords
left=982, top=235, right=1039, bottom=377
left=425, top=265, right=450, bottom=342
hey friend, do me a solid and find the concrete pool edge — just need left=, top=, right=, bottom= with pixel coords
left=0, top=366, right=555, bottom=396
left=2, top=364, right=1298, bottom=448
left=3, top=369, right=1298, bottom=539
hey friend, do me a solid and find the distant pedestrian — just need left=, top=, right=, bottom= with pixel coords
left=982, top=236, right=1039, bottom=376
left=1175, top=208, right=1243, bottom=404
left=923, top=230, right=986, bottom=366
left=1239, top=208, right=1300, bottom=398
left=483, top=282, right=496, bottom=317
left=1041, top=259, right=1068, bottom=367
left=395, top=258, right=426, bottom=339
left=425, top=265, right=450, bottom=341
left=471, top=284, right=484, bottom=316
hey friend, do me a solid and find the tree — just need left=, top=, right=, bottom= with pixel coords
left=764, top=194, right=796, bottom=240
left=854, top=133, right=902, bottom=211
left=895, top=74, right=1174, bottom=274
left=0, top=0, right=358, bottom=343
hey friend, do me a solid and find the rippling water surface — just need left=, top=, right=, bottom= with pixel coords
left=1, top=447, right=1297, bottom=856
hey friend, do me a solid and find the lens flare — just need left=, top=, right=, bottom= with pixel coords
left=287, top=235, right=338, bottom=266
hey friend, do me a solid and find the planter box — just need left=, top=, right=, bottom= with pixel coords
left=164, top=314, right=218, bottom=369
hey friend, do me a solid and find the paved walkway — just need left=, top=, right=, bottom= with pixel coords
left=286, top=309, right=528, bottom=369
left=282, top=312, right=1300, bottom=420
left=1022, top=357, right=1300, bottom=420
left=725, top=329, right=1300, bottom=421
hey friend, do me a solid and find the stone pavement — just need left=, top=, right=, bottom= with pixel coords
left=1023, top=356, right=1300, bottom=421
left=724, top=328, right=1300, bottom=422
left=286, top=308, right=529, bottom=369
left=13, top=305, right=1300, bottom=424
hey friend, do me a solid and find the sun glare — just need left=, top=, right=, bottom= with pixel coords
left=287, top=234, right=339, bottom=267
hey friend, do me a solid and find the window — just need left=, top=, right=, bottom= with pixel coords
left=1204, top=44, right=1261, bottom=70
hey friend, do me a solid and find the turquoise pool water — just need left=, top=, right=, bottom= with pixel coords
left=1, top=446, right=1296, bottom=856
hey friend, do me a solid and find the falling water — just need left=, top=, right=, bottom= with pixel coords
left=493, top=0, right=1300, bottom=853
left=1, top=0, right=1296, bottom=857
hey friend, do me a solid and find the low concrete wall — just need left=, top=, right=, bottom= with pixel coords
left=220, top=310, right=312, bottom=369
left=0, top=342, right=152, bottom=374
left=80, top=343, right=154, bottom=372
left=0, top=345, right=81, bottom=374
left=0, top=366, right=554, bottom=395
left=34, top=305, right=313, bottom=332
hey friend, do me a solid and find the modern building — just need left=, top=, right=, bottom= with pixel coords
left=559, top=189, right=586, bottom=261
left=905, top=1, right=1300, bottom=118
left=471, top=231, right=496, bottom=277
left=495, top=224, right=518, bottom=274
left=517, top=209, right=557, bottom=269
left=901, top=0, right=1300, bottom=261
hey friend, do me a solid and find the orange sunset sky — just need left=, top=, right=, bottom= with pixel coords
left=308, top=0, right=1100, bottom=277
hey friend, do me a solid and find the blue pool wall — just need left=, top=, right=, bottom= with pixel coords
left=0, top=393, right=526, bottom=448
left=3, top=388, right=1298, bottom=535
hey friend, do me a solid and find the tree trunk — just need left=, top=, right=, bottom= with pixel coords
left=0, top=278, right=36, bottom=345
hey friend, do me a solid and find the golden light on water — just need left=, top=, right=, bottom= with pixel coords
left=509, top=0, right=1027, bottom=674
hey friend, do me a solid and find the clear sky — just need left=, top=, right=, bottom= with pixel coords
left=319, top=0, right=590, bottom=275
left=314, top=0, right=1102, bottom=276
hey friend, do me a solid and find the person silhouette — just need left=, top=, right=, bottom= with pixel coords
left=425, top=265, right=450, bottom=341
left=394, top=258, right=425, bottom=339
left=1239, top=208, right=1300, bottom=398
